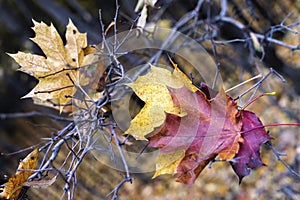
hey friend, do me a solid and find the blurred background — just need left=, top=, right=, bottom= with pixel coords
left=0, top=0, right=299, bottom=199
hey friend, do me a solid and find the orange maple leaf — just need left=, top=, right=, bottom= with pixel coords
left=0, top=149, right=39, bottom=200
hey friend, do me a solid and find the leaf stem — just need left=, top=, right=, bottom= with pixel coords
left=234, top=68, right=285, bottom=101
left=239, top=123, right=300, bottom=135
left=240, top=92, right=276, bottom=110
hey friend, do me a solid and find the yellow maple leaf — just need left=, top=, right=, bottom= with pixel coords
left=0, top=149, right=39, bottom=200
left=8, top=19, right=90, bottom=112
left=152, top=149, right=185, bottom=178
left=124, top=64, right=198, bottom=140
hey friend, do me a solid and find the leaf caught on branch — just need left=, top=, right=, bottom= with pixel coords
left=0, top=149, right=39, bottom=200
left=124, top=64, right=197, bottom=140
left=8, top=19, right=93, bottom=112
left=125, top=64, right=271, bottom=184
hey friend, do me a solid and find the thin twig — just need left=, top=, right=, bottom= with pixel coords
left=234, top=68, right=285, bottom=101
left=218, top=16, right=300, bottom=51
left=265, top=141, right=300, bottom=180
left=0, top=111, right=73, bottom=121
left=105, top=127, right=132, bottom=199
left=225, top=74, right=262, bottom=93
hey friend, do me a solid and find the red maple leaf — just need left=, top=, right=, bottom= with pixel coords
left=147, top=83, right=271, bottom=184
left=230, top=110, right=272, bottom=183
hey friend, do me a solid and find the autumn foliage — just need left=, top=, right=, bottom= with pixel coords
left=1, top=1, right=300, bottom=199
left=8, top=20, right=95, bottom=112
left=0, top=149, right=38, bottom=199
left=124, top=63, right=271, bottom=184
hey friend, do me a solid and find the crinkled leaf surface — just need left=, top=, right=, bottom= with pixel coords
left=126, top=65, right=271, bottom=184
left=0, top=149, right=38, bottom=200
left=8, top=19, right=89, bottom=112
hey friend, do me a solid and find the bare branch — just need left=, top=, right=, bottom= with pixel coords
left=265, top=141, right=300, bottom=181
left=0, top=111, right=73, bottom=122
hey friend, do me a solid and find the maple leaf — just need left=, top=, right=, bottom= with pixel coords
left=8, top=19, right=90, bottom=112
left=152, top=149, right=185, bottom=178
left=230, top=110, right=272, bottom=183
left=0, top=149, right=39, bottom=200
left=125, top=64, right=271, bottom=185
left=148, top=86, right=243, bottom=184
left=124, top=65, right=197, bottom=140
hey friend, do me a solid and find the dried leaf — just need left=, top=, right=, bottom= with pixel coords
left=136, top=5, right=148, bottom=30
left=8, top=19, right=91, bottom=112
left=152, top=149, right=185, bottom=178
left=148, top=86, right=243, bottom=184
left=126, top=64, right=271, bottom=184
left=135, top=0, right=158, bottom=30
left=124, top=65, right=190, bottom=140
left=230, top=110, right=271, bottom=182
left=0, top=149, right=38, bottom=200
left=135, top=0, right=158, bottom=12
